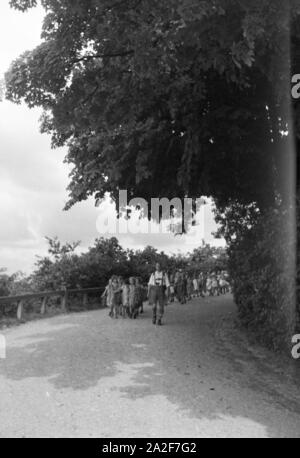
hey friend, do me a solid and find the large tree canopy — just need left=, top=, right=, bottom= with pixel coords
left=5, top=0, right=296, bottom=214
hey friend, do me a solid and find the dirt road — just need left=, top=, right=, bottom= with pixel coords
left=0, top=295, right=299, bottom=438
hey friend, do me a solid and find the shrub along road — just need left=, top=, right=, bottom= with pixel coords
left=0, top=295, right=299, bottom=438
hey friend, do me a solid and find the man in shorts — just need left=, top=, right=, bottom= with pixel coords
left=148, top=263, right=170, bottom=325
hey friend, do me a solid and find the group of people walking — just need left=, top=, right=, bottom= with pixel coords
left=102, top=263, right=230, bottom=326
left=102, top=276, right=146, bottom=320
left=169, top=269, right=230, bottom=304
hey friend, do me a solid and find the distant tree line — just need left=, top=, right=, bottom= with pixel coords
left=0, top=237, right=228, bottom=296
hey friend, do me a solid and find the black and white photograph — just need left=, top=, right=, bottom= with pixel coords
left=0, top=0, right=299, bottom=441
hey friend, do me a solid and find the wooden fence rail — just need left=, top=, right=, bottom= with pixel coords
left=0, top=287, right=104, bottom=321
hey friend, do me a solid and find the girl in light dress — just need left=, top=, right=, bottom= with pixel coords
left=211, top=273, right=219, bottom=296
left=121, top=278, right=130, bottom=317
left=206, top=275, right=213, bottom=296
left=192, top=276, right=199, bottom=298
left=110, top=276, right=122, bottom=318
left=102, top=278, right=113, bottom=312
left=128, top=277, right=139, bottom=319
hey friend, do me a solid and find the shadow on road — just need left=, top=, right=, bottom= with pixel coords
left=1, top=296, right=300, bottom=437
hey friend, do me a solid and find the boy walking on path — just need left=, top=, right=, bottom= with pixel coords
left=148, top=263, right=170, bottom=326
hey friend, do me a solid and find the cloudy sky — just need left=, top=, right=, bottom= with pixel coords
left=0, top=2, right=224, bottom=275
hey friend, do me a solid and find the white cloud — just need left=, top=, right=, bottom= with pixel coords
left=0, top=2, right=44, bottom=77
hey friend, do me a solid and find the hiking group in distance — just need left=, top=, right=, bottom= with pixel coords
left=102, top=263, right=231, bottom=326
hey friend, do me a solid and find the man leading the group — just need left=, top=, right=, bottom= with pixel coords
left=148, top=263, right=170, bottom=326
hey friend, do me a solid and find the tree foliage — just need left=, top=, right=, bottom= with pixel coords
left=5, top=0, right=294, bottom=213
left=30, top=236, right=227, bottom=291
left=0, top=270, right=33, bottom=297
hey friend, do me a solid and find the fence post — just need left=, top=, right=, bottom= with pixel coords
left=83, top=293, right=88, bottom=308
left=61, top=289, right=68, bottom=312
left=17, top=300, right=24, bottom=320
left=40, top=296, right=48, bottom=315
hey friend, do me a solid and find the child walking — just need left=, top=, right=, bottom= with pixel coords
left=102, top=278, right=113, bottom=315
left=206, top=275, right=213, bottom=297
left=110, top=276, right=122, bottom=318
left=128, top=277, right=137, bottom=319
left=192, top=275, right=199, bottom=298
left=121, top=278, right=130, bottom=317
left=135, top=277, right=144, bottom=314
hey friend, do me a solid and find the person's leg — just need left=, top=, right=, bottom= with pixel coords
left=180, top=290, right=184, bottom=304
left=157, top=288, right=165, bottom=325
left=151, top=287, right=158, bottom=324
left=152, top=301, right=157, bottom=324
left=177, top=286, right=182, bottom=303
left=157, top=302, right=164, bottom=324
left=173, top=286, right=177, bottom=302
left=133, top=303, right=139, bottom=319
left=140, top=300, right=144, bottom=313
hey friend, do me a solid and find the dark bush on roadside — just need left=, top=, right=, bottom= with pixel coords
left=216, top=202, right=296, bottom=351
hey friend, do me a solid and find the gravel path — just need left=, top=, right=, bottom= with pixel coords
left=0, top=295, right=299, bottom=438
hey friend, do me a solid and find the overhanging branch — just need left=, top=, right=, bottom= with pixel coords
left=73, top=50, right=134, bottom=65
